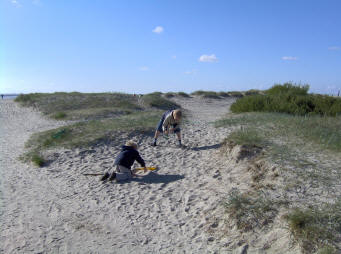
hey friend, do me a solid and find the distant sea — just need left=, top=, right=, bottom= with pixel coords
left=1, top=94, right=19, bottom=100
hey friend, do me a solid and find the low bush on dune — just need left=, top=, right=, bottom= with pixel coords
left=15, top=92, right=141, bottom=120
left=230, top=83, right=341, bottom=116
left=142, top=92, right=180, bottom=110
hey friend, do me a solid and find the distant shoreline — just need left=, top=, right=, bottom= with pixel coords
left=1, top=94, right=19, bottom=100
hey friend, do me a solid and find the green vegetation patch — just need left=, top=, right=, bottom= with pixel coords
left=191, top=90, right=221, bottom=99
left=225, top=189, right=278, bottom=231
left=231, top=83, right=341, bottom=116
left=177, top=92, right=190, bottom=97
left=142, top=92, right=180, bottom=110
left=15, top=92, right=141, bottom=120
left=25, top=111, right=161, bottom=152
left=285, top=202, right=341, bottom=253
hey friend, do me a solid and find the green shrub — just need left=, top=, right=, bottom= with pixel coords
left=231, top=83, right=341, bottom=116
left=142, top=92, right=180, bottom=110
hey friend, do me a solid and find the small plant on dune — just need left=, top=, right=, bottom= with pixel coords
left=285, top=202, right=341, bottom=253
left=31, top=153, right=45, bottom=167
left=224, top=189, right=278, bottom=231
left=52, top=112, right=67, bottom=119
left=226, top=128, right=265, bottom=147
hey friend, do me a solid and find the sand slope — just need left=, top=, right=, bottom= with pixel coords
left=1, top=97, right=298, bottom=253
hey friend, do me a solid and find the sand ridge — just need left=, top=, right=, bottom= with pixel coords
left=0, top=97, right=260, bottom=253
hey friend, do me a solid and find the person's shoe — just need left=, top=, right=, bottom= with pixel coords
left=108, top=172, right=117, bottom=181
left=151, top=142, right=157, bottom=146
left=100, top=173, right=109, bottom=181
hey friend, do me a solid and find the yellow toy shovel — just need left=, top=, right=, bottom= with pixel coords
left=135, top=166, right=157, bottom=171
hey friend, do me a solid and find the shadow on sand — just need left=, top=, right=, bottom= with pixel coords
left=191, top=143, right=221, bottom=151
left=117, top=170, right=184, bottom=185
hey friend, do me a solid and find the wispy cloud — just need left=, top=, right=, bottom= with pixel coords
left=171, top=55, right=177, bottom=59
left=198, top=54, right=218, bottom=62
left=32, top=0, right=40, bottom=5
left=139, top=66, right=149, bottom=71
left=282, top=56, right=298, bottom=61
left=11, top=0, right=22, bottom=7
left=328, top=46, right=340, bottom=51
left=152, top=26, right=164, bottom=34
left=184, top=69, right=197, bottom=75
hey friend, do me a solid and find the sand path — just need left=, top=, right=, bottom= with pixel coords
left=0, top=97, right=236, bottom=253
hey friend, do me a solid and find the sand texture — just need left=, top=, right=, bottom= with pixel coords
left=1, top=98, right=299, bottom=254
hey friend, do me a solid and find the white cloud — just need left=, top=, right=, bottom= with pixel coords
left=152, top=26, right=164, bottom=34
left=282, top=56, right=298, bottom=61
left=198, top=54, right=218, bottom=62
left=328, top=46, right=340, bottom=51
left=171, top=55, right=177, bottom=59
left=11, top=0, right=22, bottom=7
left=139, top=66, right=149, bottom=71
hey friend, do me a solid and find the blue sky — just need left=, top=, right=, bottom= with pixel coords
left=1, top=0, right=340, bottom=94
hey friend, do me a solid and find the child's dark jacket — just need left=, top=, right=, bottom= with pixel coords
left=114, top=146, right=145, bottom=169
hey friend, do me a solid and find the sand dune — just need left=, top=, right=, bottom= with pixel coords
left=0, top=97, right=299, bottom=253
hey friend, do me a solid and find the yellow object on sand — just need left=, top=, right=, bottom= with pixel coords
left=135, top=166, right=157, bottom=171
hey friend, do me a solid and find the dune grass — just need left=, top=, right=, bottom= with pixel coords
left=142, top=92, right=180, bottom=110
left=15, top=92, right=141, bottom=120
left=224, top=189, right=278, bottom=232
left=23, top=111, right=162, bottom=166
left=285, top=202, right=341, bottom=253
left=217, top=95, right=341, bottom=251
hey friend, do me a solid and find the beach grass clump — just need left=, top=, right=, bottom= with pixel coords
left=31, top=153, right=46, bottom=167
left=177, top=92, right=190, bottom=97
left=164, top=92, right=176, bottom=98
left=228, top=91, right=244, bottom=98
left=216, top=112, right=341, bottom=152
left=15, top=92, right=141, bottom=120
left=230, top=83, right=341, bottom=116
left=218, top=92, right=230, bottom=97
left=285, top=202, right=341, bottom=253
left=142, top=92, right=180, bottom=110
left=52, top=111, right=67, bottom=119
left=25, top=111, right=161, bottom=151
left=224, top=189, right=278, bottom=231
left=226, top=128, right=265, bottom=147
left=191, top=90, right=221, bottom=99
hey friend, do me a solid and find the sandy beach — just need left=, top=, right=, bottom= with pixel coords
left=0, top=97, right=300, bottom=254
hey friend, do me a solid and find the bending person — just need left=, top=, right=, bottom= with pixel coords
left=152, top=109, right=182, bottom=147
